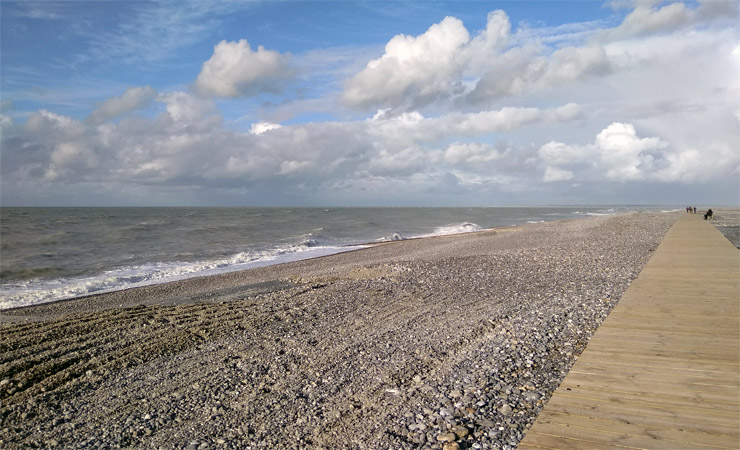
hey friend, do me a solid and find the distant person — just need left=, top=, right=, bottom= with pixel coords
left=704, top=209, right=713, bottom=220
left=693, top=207, right=696, bottom=214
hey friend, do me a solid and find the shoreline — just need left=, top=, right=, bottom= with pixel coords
left=0, top=221, right=524, bottom=323
left=1, top=212, right=679, bottom=449
left=0, top=207, right=654, bottom=313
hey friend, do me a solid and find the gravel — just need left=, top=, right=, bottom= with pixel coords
left=0, top=212, right=677, bottom=449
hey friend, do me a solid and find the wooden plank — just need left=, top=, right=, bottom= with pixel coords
left=576, top=344, right=738, bottom=363
left=583, top=327, right=740, bottom=346
left=569, top=361, right=740, bottom=385
left=538, top=399, right=740, bottom=437
left=576, top=350, right=739, bottom=372
left=526, top=420, right=736, bottom=449
left=561, top=370, right=740, bottom=397
left=547, top=390, right=740, bottom=419
left=554, top=382, right=740, bottom=412
left=533, top=411, right=740, bottom=448
left=519, top=214, right=740, bottom=450
left=518, top=431, right=642, bottom=450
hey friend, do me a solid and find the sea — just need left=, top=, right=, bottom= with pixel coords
left=0, top=206, right=670, bottom=310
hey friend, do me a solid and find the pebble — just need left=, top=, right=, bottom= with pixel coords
left=499, top=404, right=513, bottom=416
left=0, top=213, right=677, bottom=450
left=439, top=407, right=453, bottom=417
left=478, top=419, right=496, bottom=427
left=452, top=425, right=469, bottom=439
left=436, top=433, right=457, bottom=443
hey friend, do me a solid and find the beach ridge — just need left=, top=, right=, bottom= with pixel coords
left=1, top=212, right=680, bottom=449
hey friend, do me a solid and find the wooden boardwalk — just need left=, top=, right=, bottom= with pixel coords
left=518, top=214, right=740, bottom=450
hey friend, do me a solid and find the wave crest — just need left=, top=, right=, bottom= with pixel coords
left=428, top=222, right=483, bottom=237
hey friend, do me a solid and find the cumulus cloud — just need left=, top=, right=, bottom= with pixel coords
left=366, top=146, right=433, bottom=176
left=540, top=45, right=611, bottom=85
left=595, top=122, right=667, bottom=180
left=12, top=110, right=100, bottom=183
left=613, top=2, right=692, bottom=37
left=87, top=86, right=156, bottom=125
left=537, top=122, right=736, bottom=183
left=46, top=141, right=99, bottom=180
left=543, top=166, right=574, bottom=183
left=600, top=0, right=739, bottom=40
left=344, top=2, right=736, bottom=112
left=366, top=104, right=581, bottom=149
left=193, top=39, right=293, bottom=98
left=464, top=10, right=511, bottom=72
left=2, top=4, right=737, bottom=206
left=2, top=99, right=582, bottom=204
left=444, top=142, right=501, bottom=166
left=343, top=16, right=470, bottom=111
left=157, top=91, right=218, bottom=124
left=469, top=44, right=612, bottom=103
left=344, top=9, right=615, bottom=110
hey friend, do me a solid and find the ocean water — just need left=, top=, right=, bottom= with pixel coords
left=0, top=206, right=658, bottom=310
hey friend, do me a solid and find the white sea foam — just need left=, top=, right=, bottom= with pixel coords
left=0, top=243, right=359, bottom=310
left=1, top=206, right=670, bottom=310
left=572, top=209, right=616, bottom=216
left=376, top=232, right=407, bottom=242
left=376, top=222, right=483, bottom=243
left=426, top=222, right=483, bottom=237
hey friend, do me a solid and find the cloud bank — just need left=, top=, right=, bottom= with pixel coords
left=1, top=3, right=738, bottom=206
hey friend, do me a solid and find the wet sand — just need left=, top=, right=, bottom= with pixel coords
left=1, top=212, right=678, bottom=449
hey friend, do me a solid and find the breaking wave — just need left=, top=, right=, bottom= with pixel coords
left=0, top=241, right=355, bottom=310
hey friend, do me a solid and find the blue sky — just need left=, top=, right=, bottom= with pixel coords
left=1, top=1, right=738, bottom=206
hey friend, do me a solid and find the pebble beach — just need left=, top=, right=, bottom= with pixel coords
left=1, top=212, right=680, bottom=449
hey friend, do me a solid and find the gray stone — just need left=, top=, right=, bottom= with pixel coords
left=436, top=432, right=456, bottom=443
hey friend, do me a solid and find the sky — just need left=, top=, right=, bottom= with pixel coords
left=1, top=0, right=738, bottom=207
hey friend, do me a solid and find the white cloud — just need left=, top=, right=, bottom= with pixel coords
left=2, top=5, right=737, bottom=206
left=193, top=39, right=293, bottom=98
left=343, top=16, right=470, bottom=110
left=278, top=160, right=313, bottom=175
left=3, top=100, right=581, bottom=201
left=599, top=0, right=738, bottom=41
left=46, top=141, right=99, bottom=180
left=25, top=109, right=86, bottom=141
left=536, top=122, right=736, bottom=184
left=541, top=45, right=611, bottom=85
left=87, top=86, right=156, bottom=125
left=157, top=92, right=218, bottom=124
left=466, top=46, right=543, bottom=100
left=464, top=10, right=512, bottom=74
left=470, top=43, right=611, bottom=102
left=250, top=122, right=282, bottom=135
left=343, top=9, right=616, bottom=109
left=366, top=146, right=434, bottom=175
left=596, top=122, right=666, bottom=181
left=612, top=2, right=692, bottom=37
left=444, top=142, right=501, bottom=166
left=543, top=166, right=574, bottom=182
left=538, top=141, right=590, bottom=167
